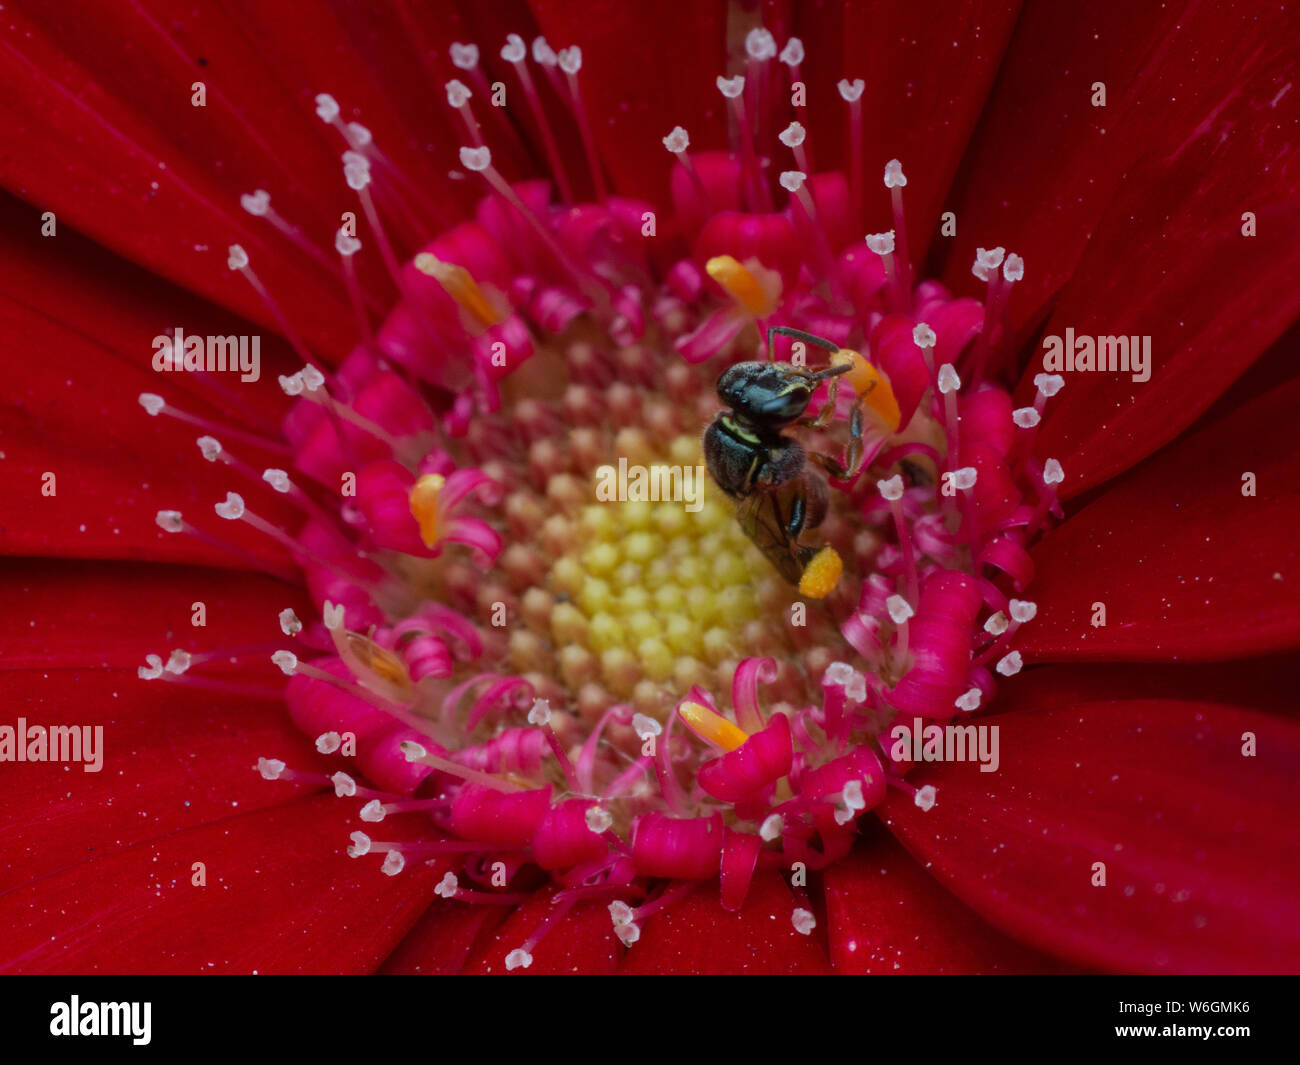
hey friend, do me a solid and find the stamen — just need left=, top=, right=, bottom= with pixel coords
left=502, top=34, right=575, bottom=204
left=412, top=253, right=504, bottom=329
left=883, top=159, right=913, bottom=309
left=138, top=393, right=290, bottom=455
left=445, top=79, right=484, bottom=146
left=705, top=255, right=776, bottom=317
left=839, top=79, right=866, bottom=222
left=557, top=46, right=608, bottom=201
left=677, top=700, right=749, bottom=752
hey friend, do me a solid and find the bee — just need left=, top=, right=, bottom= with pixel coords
left=702, top=327, right=865, bottom=594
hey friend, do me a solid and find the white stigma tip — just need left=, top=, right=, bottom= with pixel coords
left=301, top=364, right=325, bottom=392
left=955, top=688, right=982, bottom=712
left=877, top=474, right=905, bottom=501
left=779, top=121, right=806, bottom=148
left=155, top=510, right=183, bottom=533
left=449, top=42, right=479, bottom=70
left=240, top=189, right=270, bottom=216
left=716, top=74, right=746, bottom=99
left=976, top=246, right=1006, bottom=270
left=996, top=651, right=1024, bottom=677
left=445, top=79, right=472, bottom=109
left=315, top=731, right=341, bottom=754
left=632, top=713, right=662, bottom=740
left=360, top=798, right=385, bottom=820
left=886, top=595, right=914, bottom=625
left=257, top=757, right=286, bottom=781
left=937, top=363, right=961, bottom=394
left=138, top=653, right=164, bottom=680
left=760, top=813, right=784, bottom=842
left=532, top=36, right=557, bottom=66
left=262, top=468, right=291, bottom=493
left=824, top=662, right=867, bottom=703
left=527, top=698, right=552, bottom=726
left=837, top=78, right=865, bottom=103
left=952, top=466, right=978, bottom=491
left=459, top=145, right=492, bottom=172
left=278, top=371, right=304, bottom=396
left=608, top=901, right=635, bottom=927
left=435, top=872, right=459, bottom=898
left=381, top=851, right=405, bottom=876
left=400, top=740, right=428, bottom=763
left=333, top=772, right=358, bottom=798
left=615, top=921, right=641, bottom=947
left=271, top=650, right=298, bottom=675
left=779, top=38, right=805, bottom=66
left=585, top=806, right=613, bottom=834
left=745, top=28, right=777, bottom=60
left=345, top=122, right=371, bottom=148
left=279, top=608, right=302, bottom=636
left=913, top=322, right=937, bottom=349
left=139, top=393, right=165, bottom=416
left=334, top=229, right=361, bottom=256
left=972, top=261, right=991, bottom=282
left=984, top=611, right=1009, bottom=636
left=884, top=158, right=907, bottom=187
left=915, top=784, right=937, bottom=811
left=1043, top=459, right=1065, bottom=485
left=1009, top=599, right=1038, bottom=623
left=792, top=908, right=816, bottom=935
left=779, top=170, right=806, bottom=192
left=214, top=492, right=245, bottom=520
left=557, top=46, right=582, bottom=75
left=505, top=948, right=533, bottom=971
left=865, top=230, right=895, bottom=256
left=662, top=125, right=690, bottom=153
left=501, top=34, right=526, bottom=64
left=322, top=601, right=345, bottom=631
left=347, top=831, right=371, bottom=857
left=314, top=93, right=340, bottom=123
left=1034, top=373, right=1065, bottom=397
left=838, top=780, right=866, bottom=822
left=196, top=436, right=222, bottom=461
left=1003, top=253, right=1024, bottom=281
left=164, top=649, right=191, bottom=675
left=344, top=160, right=370, bottom=190
left=1013, top=406, right=1041, bottom=428
left=227, top=244, right=249, bottom=270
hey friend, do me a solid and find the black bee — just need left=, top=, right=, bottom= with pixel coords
left=703, top=327, right=864, bottom=586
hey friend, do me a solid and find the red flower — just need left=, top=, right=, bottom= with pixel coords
left=2, top=0, right=1298, bottom=975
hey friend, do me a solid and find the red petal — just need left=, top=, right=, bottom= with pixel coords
left=824, top=827, right=1070, bottom=973
left=461, top=886, right=622, bottom=974
left=1002, top=8, right=1300, bottom=495
left=0, top=4, right=359, bottom=357
left=380, top=900, right=507, bottom=975
left=881, top=698, right=1300, bottom=973
left=797, top=0, right=1021, bottom=242
left=527, top=0, right=730, bottom=206
left=618, top=871, right=832, bottom=973
left=1020, top=376, right=1300, bottom=662
left=0, top=668, right=327, bottom=895
left=0, top=559, right=307, bottom=669
left=0, top=796, right=441, bottom=973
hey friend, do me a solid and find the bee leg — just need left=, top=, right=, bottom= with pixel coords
left=810, top=404, right=865, bottom=481
left=766, top=325, right=840, bottom=363
left=799, top=374, right=840, bottom=429
left=787, top=472, right=829, bottom=542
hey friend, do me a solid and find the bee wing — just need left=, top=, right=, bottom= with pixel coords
left=735, top=490, right=807, bottom=586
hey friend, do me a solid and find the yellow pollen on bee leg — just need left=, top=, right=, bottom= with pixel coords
left=413, top=253, right=504, bottom=329
left=831, top=348, right=901, bottom=432
left=799, top=545, right=843, bottom=599
left=677, top=700, right=750, bottom=751
left=706, top=255, right=776, bottom=318
left=409, top=473, right=446, bottom=549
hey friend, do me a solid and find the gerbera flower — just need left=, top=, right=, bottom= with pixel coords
left=2, top=0, right=1298, bottom=976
